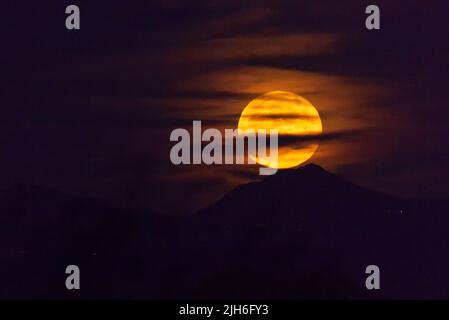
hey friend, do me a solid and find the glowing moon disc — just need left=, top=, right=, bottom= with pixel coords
left=237, top=91, right=322, bottom=169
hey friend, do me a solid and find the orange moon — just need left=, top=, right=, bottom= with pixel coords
left=237, top=91, right=323, bottom=169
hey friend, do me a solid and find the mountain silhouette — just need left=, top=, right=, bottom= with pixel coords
left=202, top=163, right=398, bottom=224
left=0, top=165, right=448, bottom=299
left=194, top=164, right=449, bottom=299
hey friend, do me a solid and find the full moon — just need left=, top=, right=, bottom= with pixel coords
left=237, top=91, right=323, bottom=169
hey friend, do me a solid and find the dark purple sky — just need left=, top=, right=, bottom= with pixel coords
left=2, top=0, right=449, bottom=213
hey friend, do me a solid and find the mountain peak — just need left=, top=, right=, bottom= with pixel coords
left=298, top=163, right=326, bottom=173
left=263, top=162, right=334, bottom=184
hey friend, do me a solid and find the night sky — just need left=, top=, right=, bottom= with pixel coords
left=2, top=0, right=449, bottom=213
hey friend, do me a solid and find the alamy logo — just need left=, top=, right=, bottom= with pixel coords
left=169, top=121, right=279, bottom=175
left=365, top=5, right=380, bottom=30
left=65, top=5, right=80, bottom=30
left=365, top=265, right=380, bottom=290
left=65, top=265, right=80, bottom=290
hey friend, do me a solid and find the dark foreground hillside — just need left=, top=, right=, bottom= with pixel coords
left=0, top=164, right=448, bottom=299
